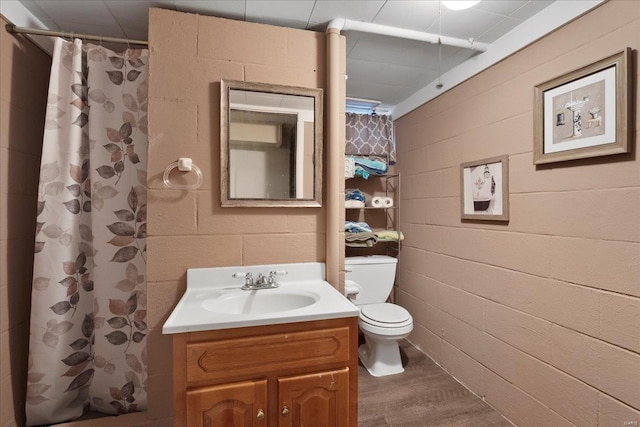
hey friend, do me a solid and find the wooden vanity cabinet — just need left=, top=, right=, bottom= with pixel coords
left=186, top=379, right=268, bottom=426
left=172, top=317, right=359, bottom=427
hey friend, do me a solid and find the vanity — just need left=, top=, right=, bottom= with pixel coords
left=163, top=263, right=360, bottom=426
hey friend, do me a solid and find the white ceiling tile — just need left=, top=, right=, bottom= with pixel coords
left=14, top=0, right=61, bottom=30
left=119, top=28, right=150, bottom=41
left=476, top=16, right=520, bottom=43
left=59, top=21, right=126, bottom=39
left=246, top=1, right=314, bottom=25
left=105, top=0, right=150, bottom=25
left=348, top=33, right=464, bottom=70
left=246, top=16, right=309, bottom=30
left=347, top=33, right=416, bottom=64
left=426, top=8, right=505, bottom=40
left=474, top=0, right=528, bottom=17
left=175, top=0, right=245, bottom=19
left=345, top=32, right=364, bottom=56
left=372, top=1, right=440, bottom=32
left=348, top=59, right=438, bottom=94
left=106, top=1, right=174, bottom=30
left=510, top=0, right=554, bottom=20
left=346, top=80, right=416, bottom=106
left=33, top=0, right=116, bottom=27
left=12, top=0, right=567, bottom=110
left=309, top=0, right=385, bottom=25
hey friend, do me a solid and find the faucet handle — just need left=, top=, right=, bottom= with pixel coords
left=267, top=271, right=276, bottom=284
left=267, top=270, right=287, bottom=284
left=231, top=272, right=254, bottom=285
left=244, top=272, right=253, bottom=285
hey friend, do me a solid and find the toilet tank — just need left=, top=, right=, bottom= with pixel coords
left=344, top=255, right=397, bottom=305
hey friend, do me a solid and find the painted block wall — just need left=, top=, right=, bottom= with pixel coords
left=394, top=1, right=640, bottom=426
left=0, top=17, right=50, bottom=427
left=146, top=8, right=328, bottom=425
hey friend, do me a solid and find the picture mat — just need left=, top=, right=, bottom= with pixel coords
left=543, top=66, right=616, bottom=154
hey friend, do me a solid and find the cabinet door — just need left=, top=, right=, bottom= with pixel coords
left=186, top=379, right=268, bottom=427
left=278, top=368, right=349, bottom=427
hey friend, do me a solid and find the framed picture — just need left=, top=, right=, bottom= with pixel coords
left=461, top=155, right=509, bottom=222
left=533, top=48, right=632, bottom=164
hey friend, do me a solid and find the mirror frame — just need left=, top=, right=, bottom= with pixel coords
left=220, top=80, right=323, bottom=207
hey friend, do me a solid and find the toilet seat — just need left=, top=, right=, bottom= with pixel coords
left=360, top=303, right=412, bottom=328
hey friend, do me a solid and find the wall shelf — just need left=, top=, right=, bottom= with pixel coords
left=345, top=206, right=399, bottom=210
left=344, top=172, right=401, bottom=253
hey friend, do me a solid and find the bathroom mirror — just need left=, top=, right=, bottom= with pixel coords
left=221, top=80, right=323, bottom=207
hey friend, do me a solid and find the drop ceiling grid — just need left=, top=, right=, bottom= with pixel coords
left=9, top=0, right=567, bottom=112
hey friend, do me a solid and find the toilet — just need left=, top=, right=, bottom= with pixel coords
left=344, top=255, right=413, bottom=377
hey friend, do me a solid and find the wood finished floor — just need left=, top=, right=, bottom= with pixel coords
left=358, top=340, right=512, bottom=427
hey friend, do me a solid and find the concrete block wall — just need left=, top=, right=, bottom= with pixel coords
left=394, top=1, right=640, bottom=426
left=0, top=18, right=50, bottom=427
left=146, top=9, right=327, bottom=425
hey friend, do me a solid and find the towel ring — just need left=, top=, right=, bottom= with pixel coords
left=163, top=158, right=203, bottom=190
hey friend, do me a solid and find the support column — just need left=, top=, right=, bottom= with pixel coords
left=325, top=27, right=343, bottom=290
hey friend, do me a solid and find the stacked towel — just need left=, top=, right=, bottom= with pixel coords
left=352, top=157, right=388, bottom=179
left=345, top=157, right=356, bottom=179
left=345, top=232, right=378, bottom=247
left=345, top=189, right=365, bottom=202
left=345, top=189, right=366, bottom=208
left=345, top=221, right=372, bottom=233
left=374, top=230, right=404, bottom=241
left=345, top=200, right=365, bottom=208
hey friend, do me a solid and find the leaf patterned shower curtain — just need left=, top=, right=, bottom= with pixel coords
left=26, top=38, right=148, bottom=425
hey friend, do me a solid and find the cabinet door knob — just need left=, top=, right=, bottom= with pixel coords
left=281, top=406, right=289, bottom=416
left=256, top=409, right=265, bottom=420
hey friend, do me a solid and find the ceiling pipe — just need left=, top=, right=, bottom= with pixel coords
left=327, top=18, right=489, bottom=52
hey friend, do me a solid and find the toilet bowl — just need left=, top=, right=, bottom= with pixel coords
left=357, top=302, right=413, bottom=376
left=344, top=256, right=414, bottom=377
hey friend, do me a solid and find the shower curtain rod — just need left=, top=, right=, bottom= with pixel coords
left=5, top=24, right=148, bottom=46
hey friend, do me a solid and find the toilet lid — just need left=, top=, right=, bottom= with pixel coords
left=361, top=303, right=411, bottom=325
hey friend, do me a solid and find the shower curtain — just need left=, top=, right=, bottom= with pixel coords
left=26, top=38, right=148, bottom=425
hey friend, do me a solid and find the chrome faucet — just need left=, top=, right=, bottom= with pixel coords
left=235, top=270, right=281, bottom=290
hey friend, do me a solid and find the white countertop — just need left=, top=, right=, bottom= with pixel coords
left=162, top=262, right=359, bottom=334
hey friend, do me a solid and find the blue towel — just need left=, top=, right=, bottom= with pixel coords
left=353, top=158, right=388, bottom=179
left=345, top=189, right=366, bottom=202
left=345, top=221, right=372, bottom=233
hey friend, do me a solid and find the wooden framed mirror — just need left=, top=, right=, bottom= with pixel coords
left=220, top=80, right=323, bottom=207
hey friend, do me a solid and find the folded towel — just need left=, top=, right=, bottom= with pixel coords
left=345, top=157, right=355, bottom=179
left=350, top=157, right=388, bottom=179
left=345, top=231, right=378, bottom=247
left=354, top=166, right=370, bottom=179
left=345, top=199, right=365, bottom=208
left=354, top=157, right=388, bottom=175
left=374, top=230, right=404, bottom=241
left=345, top=188, right=366, bottom=202
left=345, top=221, right=372, bottom=233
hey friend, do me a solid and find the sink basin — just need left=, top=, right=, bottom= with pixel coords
left=202, top=290, right=319, bottom=315
left=162, top=262, right=359, bottom=334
